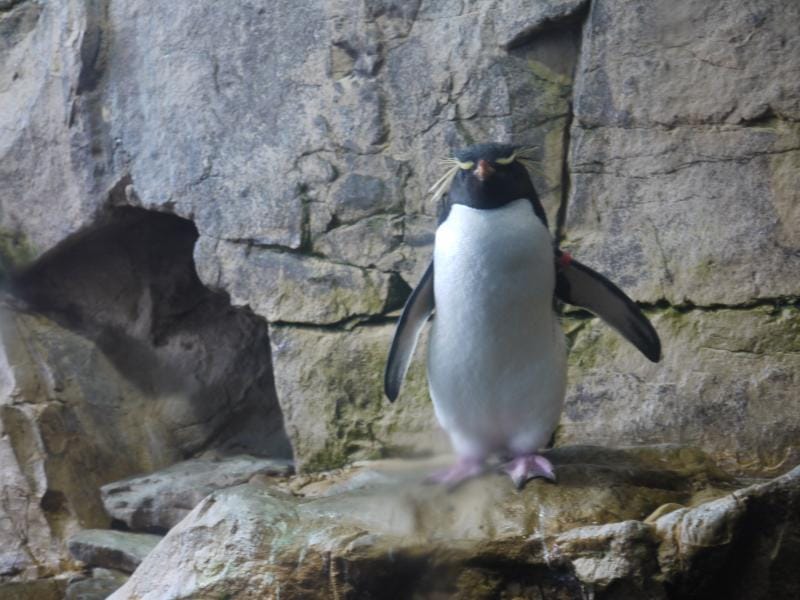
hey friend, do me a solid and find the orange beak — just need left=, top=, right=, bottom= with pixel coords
left=473, top=159, right=494, bottom=181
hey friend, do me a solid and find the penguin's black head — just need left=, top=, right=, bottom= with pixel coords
left=445, top=142, right=539, bottom=211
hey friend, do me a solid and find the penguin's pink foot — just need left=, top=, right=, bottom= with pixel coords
left=502, top=454, right=556, bottom=489
left=425, top=457, right=485, bottom=489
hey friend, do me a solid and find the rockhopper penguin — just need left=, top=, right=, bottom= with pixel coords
left=384, top=142, right=661, bottom=489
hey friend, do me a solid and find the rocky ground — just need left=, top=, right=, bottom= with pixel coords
left=6, top=445, right=799, bottom=599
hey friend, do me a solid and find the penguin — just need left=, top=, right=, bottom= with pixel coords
left=384, top=142, right=661, bottom=489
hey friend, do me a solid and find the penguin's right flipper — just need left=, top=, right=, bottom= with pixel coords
left=555, top=255, right=661, bottom=362
left=384, top=261, right=435, bottom=401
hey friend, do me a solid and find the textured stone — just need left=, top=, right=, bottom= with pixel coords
left=12, top=210, right=291, bottom=460
left=555, top=521, right=661, bottom=595
left=67, top=530, right=161, bottom=573
left=197, top=241, right=394, bottom=325
left=564, top=122, right=800, bottom=305
left=65, top=569, right=129, bottom=600
left=0, top=407, right=62, bottom=578
left=270, top=324, right=444, bottom=472
left=492, top=0, right=589, bottom=50
left=654, top=465, right=800, bottom=599
left=558, top=0, right=800, bottom=480
left=110, top=448, right=800, bottom=600
left=0, top=0, right=107, bottom=262
left=313, top=215, right=404, bottom=269
left=560, top=307, right=800, bottom=474
left=101, top=455, right=293, bottom=531
left=0, top=578, right=67, bottom=600
left=574, top=0, right=800, bottom=128
left=0, top=211, right=291, bottom=580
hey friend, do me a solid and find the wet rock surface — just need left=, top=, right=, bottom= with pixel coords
left=65, top=569, right=129, bottom=600
left=111, top=447, right=800, bottom=599
left=67, top=530, right=161, bottom=574
left=101, top=455, right=293, bottom=531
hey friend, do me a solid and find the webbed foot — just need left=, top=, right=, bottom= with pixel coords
left=502, top=454, right=556, bottom=489
left=425, top=457, right=486, bottom=490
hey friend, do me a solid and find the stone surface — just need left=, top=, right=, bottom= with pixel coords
left=564, top=120, right=800, bottom=306
left=101, top=455, right=293, bottom=531
left=196, top=241, right=395, bottom=325
left=0, top=212, right=290, bottom=578
left=67, top=530, right=161, bottom=574
left=573, top=0, right=800, bottom=127
left=65, top=569, right=129, bottom=600
left=0, top=0, right=107, bottom=264
left=565, top=0, right=800, bottom=304
left=0, top=578, right=67, bottom=600
left=561, top=306, right=800, bottom=476
left=12, top=210, right=291, bottom=460
left=110, top=448, right=800, bottom=599
left=553, top=0, right=800, bottom=476
left=270, top=324, right=445, bottom=472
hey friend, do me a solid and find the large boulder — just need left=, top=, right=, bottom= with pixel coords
left=110, top=448, right=800, bottom=599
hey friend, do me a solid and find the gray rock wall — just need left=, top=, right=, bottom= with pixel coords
left=0, top=0, right=797, bottom=507
left=558, top=0, right=800, bottom=473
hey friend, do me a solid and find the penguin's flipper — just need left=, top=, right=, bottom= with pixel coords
left=384, top=261, right=435, bottom=401
left=555, top=255, right=661, bottom=362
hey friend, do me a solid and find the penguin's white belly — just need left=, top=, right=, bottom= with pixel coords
left=427, top=199, right=566, bottom=458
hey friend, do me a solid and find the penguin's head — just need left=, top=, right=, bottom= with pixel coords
left=430, top=143, right=540, bottom=210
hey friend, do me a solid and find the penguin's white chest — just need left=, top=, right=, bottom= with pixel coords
left=427, top=199, right=566, bottom=457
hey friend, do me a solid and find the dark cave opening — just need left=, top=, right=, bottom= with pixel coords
left=10, top=206, right=292, bottom=461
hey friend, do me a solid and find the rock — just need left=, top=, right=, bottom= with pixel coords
left=0, top=211, right=291, bottom=579
left=65, top=569, right=129, bottom=600
left=11, top=210, right=291, bottom=460
left=492, top=0, right=589, bottom=50
left=559, top=0, right=800, bottom=479
left=101, top=455, right=293, bottom=531
left=196, top=241, right=394, bottom=325
left=560, top=307, right=800, bottom=474
left=654, top=465, right=800, bottom=599
left=564, top=122, right=800, bottom=305
left=0, top=0, right=106, bottom=262
left=573, top=0, right=800, bottom=127
left=109, top=447, right=800, bottom=599
left=0, top=310, right=127, bottom=578
left=270, top=324, right=446, bottom=471
left=555, top=521, right=662, bottom=597
left=313, top=215, right=404, bottom=269
left=67, top=530, right=161, bottom=573
left=0, top=578, right=67, bottom=600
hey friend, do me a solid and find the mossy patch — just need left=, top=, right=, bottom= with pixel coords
left=0, top=229, right=35, bottom=283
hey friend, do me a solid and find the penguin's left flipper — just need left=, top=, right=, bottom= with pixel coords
left=384, top=261, right=435, bottom=401
left=555, top=254, right=662, bottom=362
